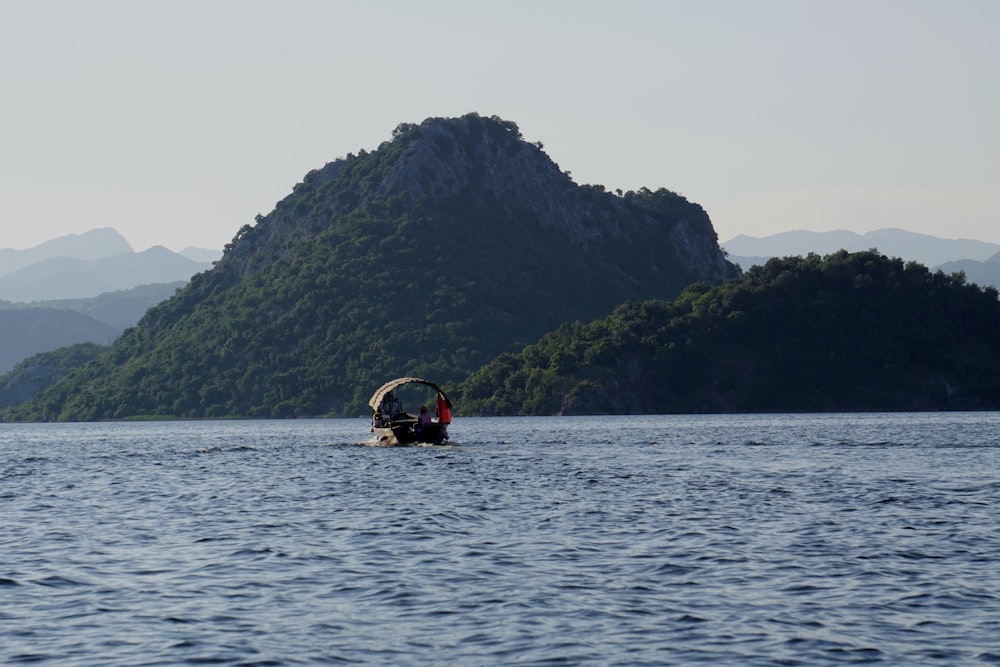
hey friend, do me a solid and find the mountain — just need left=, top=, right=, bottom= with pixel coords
left=0, top=227, right=134, bottom=277
left=0, top=247, right=211, bottom=301
left=0, top=281, right=187, bottom=329
left=723, top=228, right=1000, bottom=270
left=0, top=309, right=117, bottom=374
left=935, top=251, right=1000, bottom=290
left=457, top=251, right=1000, bottom=414
left=5, top=113, right=738, bottom=421
left=0, top=282, right=185, bottom=376
left=0, top=343, right=106, bottom=409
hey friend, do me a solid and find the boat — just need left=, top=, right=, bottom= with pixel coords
left=368, top=377, right=453, bottom=446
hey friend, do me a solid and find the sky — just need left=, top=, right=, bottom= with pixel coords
left=1, top=0, right=998, bottom=252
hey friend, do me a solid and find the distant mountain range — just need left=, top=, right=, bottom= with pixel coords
left=0, top=227, right=134, bottom=275
left=935, top=254, right=1000, bottom=290
left=722, top=228, right=1000, bottom=289
left=0, top=228, right=219, bottom=301
left=0, top=282, right=188, bottom=374
left=0, top=281, right=187, bottom=326
left=0, top=343, right=107, bottom=410
left=0, top=229, right=219, bottom=373
left=0, top=308, right=117, bottom=375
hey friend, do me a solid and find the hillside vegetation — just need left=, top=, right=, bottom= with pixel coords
left=5, top=114, right=735, bottom=421
left=456, top=251, right=1000, bottom=414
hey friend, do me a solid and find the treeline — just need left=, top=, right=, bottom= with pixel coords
left=456, top=251, right=1000, bottom=414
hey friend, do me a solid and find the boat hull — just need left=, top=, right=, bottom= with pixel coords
left=372, top=422, right=447, bottom=446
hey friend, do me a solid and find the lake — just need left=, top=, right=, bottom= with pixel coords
left=3, top=413, right=1000, bottom=665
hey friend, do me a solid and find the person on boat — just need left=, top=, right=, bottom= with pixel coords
left=414, top=405, right=434, bottom=436
left=372, top=412, right=385, bottom=429
left=418, top=405, right=434, bottom=425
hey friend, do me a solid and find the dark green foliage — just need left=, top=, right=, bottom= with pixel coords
left=4, top=114, right=734, bottom=421
left=456, top=251, right=1000, bottom=414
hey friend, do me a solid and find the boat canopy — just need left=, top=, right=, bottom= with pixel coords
left=368, top=377, right=452, bottom=413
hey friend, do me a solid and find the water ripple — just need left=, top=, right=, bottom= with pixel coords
left=2, top=414, right=1000, bottom=665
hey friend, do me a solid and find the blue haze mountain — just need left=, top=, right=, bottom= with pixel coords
left=723, top=228, right=1000, bottom=274
left=0, top=246, right=212, bottom=301
left=0, top=309, right=116, bottom=374
left=0, top=283, right=188, bottom=374
left=0, top=228, right=215, bottom=377
left=936, top=251, right=1000, bottom=289
left=0, top=281, right=188, bottom=327
left=0, top=227, right=134, bottom=275
left=0, top=343, right=105, bottom=409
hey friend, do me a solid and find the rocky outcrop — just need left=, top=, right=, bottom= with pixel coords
left=218, top=113, right=736, bottom=285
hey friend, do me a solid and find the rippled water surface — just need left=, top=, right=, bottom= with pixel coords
left=3, top=413, right=1000, bottom=665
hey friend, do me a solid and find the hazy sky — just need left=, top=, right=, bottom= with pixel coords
left=2, top=0, right=997, bottom=252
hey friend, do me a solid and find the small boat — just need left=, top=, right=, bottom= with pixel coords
left=368, top=377, right=453, bottom=446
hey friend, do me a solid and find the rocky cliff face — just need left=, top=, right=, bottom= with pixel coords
left=218, top=113, right=735, bottom=285
left=385, top=116, right=733, bottom=280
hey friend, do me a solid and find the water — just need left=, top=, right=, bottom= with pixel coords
left=3, top=413, right=1000, bottom=666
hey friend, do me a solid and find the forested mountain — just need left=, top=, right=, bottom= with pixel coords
left=456, top=251, right=1000, bottom=414
left=5, top=113, right=737, bottom=421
